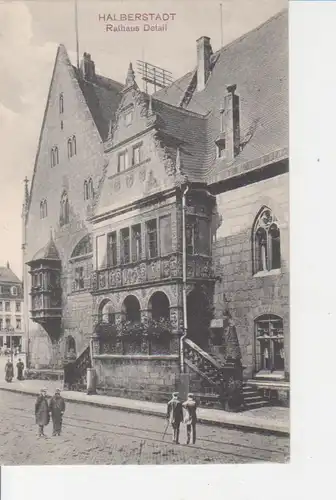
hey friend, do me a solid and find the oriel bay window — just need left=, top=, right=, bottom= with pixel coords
left=107, top=232, right=117, bottom=266
left=186, top=216, right=210, bottom=255
left=120, top=228, right=130, bottom=264
left=255, top=315, right=285, bottom=374
left=146, top=219, right=158, bottom=258
left=131, top=224, right=142, bottom=262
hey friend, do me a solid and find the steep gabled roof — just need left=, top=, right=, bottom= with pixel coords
left=154, top=9, right=288, bottom=184
left=0, top=267, right=21, bottom=284
left=152, top=98, right=207, bottom=182
left=75, top=68, right=123, bottom=140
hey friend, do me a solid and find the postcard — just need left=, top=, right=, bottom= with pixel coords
left=0, top=0, right=289, bottom=466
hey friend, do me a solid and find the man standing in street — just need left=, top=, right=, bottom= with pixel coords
left=5, top=358, right=14, bottom=382
left=167, top=392, right=183, bottom=444
left=183, top=393, right=198, bottom=444
left=16, top=358, right=24, bottom=380
left=35, top=388, right=50, bottom=437
left=49, top=389, right=66, bottom=436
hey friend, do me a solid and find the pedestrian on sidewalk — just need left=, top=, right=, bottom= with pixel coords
left=49, top=389, right=65, bottom=436
left=5, top=358, right=14, bottom=382
left=35, top=388, right=50, bottom=437
left=182, top=393, right=197, bottom=445
left=16, top=358, right=24, bottom=380
left=167, top=392, right=183, bottom=444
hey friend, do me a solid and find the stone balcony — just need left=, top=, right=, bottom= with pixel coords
left=91, top=252, right=214, bottom=293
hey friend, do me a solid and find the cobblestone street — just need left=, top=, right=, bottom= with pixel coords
left=0, top=390, right=289, bottom=465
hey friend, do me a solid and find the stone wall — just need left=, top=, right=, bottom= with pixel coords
left=93, top=354, right=180, bottom=402
left=24, top=47, right=103, bottom=367
left=213, top=172, right=289, bottom=379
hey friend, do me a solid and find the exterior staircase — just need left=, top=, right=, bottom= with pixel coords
left=183, top=338, right=269, bottom=411
left=183, top=338, right=244, bottom=411
left=63, top=345, right=91, bottom=391
left=242, top=383, right=270, bottom=410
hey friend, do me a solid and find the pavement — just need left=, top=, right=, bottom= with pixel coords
left=0, top=377, right=289, bottom=436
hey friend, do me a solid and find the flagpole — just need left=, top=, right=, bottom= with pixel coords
left=75, top=0, right=80, bottom=69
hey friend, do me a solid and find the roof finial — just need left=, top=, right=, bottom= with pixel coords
left=125, top=62, right=135, bottom=87
left=23, top=176, right=29, bottom=210
left=50, top=227, right=54, bottom=241
left=6, top=261, right=10, bottom=269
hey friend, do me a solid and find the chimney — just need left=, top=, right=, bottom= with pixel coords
left=196, top=36, right=212, bottom=91
left=80, top=52, right=96, bottom=81
left=223, top=84, right=240, bottom=159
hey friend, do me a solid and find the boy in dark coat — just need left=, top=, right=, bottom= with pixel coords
left=49, top=389, right=66, bottom=436
left=167, top=392, right=183, bottom=444
left=183, top=393, right=198, bottom=444
left=35, top=388, right=49, bottom=437
left=16, top=358, right=24, bottom=380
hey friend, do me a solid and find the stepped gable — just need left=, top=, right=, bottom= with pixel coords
left=154, top=9, right=288, bottom=183
left=74, top=68, right=123, bottom=141
left=0, top=266, right=21, bottom=284
left=151, top=98, right=207, bottom=182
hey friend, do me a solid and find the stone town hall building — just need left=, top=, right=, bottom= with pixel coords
left=22, top=10, right=288, bottom=408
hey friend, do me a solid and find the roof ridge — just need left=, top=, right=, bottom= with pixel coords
left=213, top=8, right=287, bottom=58
left=153, top=96, right=207, bottom=118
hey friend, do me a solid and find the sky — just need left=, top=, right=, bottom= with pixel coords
left=0, top=0, right=287, bottom=279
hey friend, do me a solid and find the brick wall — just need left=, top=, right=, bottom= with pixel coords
left=213, top=172, right=289, bottom=379
left=93, top=355, right=180, bottom=402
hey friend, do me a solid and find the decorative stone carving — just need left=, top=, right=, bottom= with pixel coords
left=139, top=169, right=146, bottom=182
left=126, top=174, right=134, bottom=188
left=114, top=179, right=121, bottom=192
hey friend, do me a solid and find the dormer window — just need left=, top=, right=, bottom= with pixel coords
left=117, top=150, right=128, bottom=172
left=11, top=286, right=17, bottom=296
left=125, top=109, right=134, bottom=126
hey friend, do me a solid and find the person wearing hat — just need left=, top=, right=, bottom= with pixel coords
left=183, top=393, right=198, bottom=444
left=35, top=388, right=50, bottom=437
left=16, top=358, right=24, bottom=380
left=167, top=392, right=183, bottom=444
left=4, top=358, right=14, bottom=382
left=49, top=388, right=66, bottom=436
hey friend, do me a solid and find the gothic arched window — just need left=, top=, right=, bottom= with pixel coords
left=253, top=208, right=281, bottom=274
left=59, top=93, right=64, bottom=114
left=51, top=146, right=59, bottom=167
left=84, top=180, right=88, bottom=200
left=40, top=199, right=47, bottom=219
left=88, top=178, right=94, bottom=199
left=67, top=136, right=76, bottom=158
left=60, top=191, right=69, bottom=226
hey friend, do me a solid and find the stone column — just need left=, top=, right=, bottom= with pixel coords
left=140, top=309, right=150, bottom=354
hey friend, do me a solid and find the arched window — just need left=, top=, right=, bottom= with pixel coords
left=40, top=199, right=47, bottom=219
left=59, top=93, right=64, bottom=114
left=98, top=299, right=115, bottom=324
left=255, top=315, right=284, bottom=373
left=123, top=295, right=141, bottom=323
left=253, top=208, right=281, bottom=274
left=51, top=146, right=59, bottom=167
left=71, top=235, right=92, bottom=258
left=88, top=178, right=94, bottom=199
left=149, top=292, right=170, bottom=321
left=60, top=191, right=69, bottom=226
left=67, top=136, right=76, bottom=158
left=84, top=180, right=88, bottom=200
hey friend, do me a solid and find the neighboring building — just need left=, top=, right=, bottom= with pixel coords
left=23, top=9, right=288, bottom=407
left=0, top=263, right=24, bottom=352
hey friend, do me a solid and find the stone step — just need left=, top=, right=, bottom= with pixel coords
left=243, top=394, right=265, bottom=403
left=244, top=400, right=270, bottom=410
